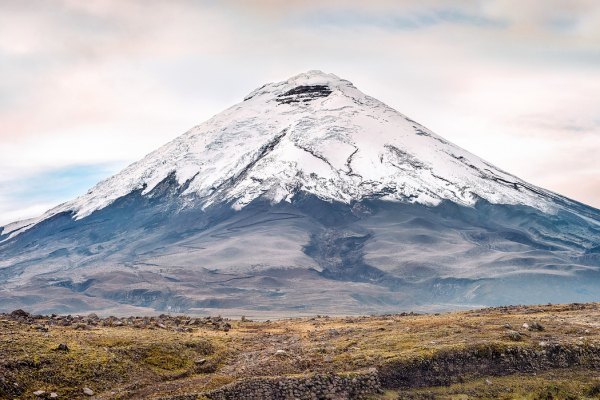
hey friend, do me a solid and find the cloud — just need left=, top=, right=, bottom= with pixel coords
left=0, top=0, right=598, bottom=224
left=289, top=7, right=508, bottom=30
left=0, top=163, right=122, bottom=225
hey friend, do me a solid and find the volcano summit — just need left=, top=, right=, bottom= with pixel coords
left=1, top=71, right=599, bottom=316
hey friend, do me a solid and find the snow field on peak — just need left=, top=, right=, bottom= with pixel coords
left=2, top=71, right=558, bottom=240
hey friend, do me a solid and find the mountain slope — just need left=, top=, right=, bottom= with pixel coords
left=4, top=70, right=592, bottom=238
left=1, top=71, right=599, bottom=315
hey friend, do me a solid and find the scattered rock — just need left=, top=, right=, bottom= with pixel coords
left=528, top=321, right=545, bottom=331
left=56, top=343, right=69, bottom=352
left=32, top=324, right=48, bottom=332
left=83, top=387, right=94, bottom=396
left=33, top=390, right=45, bottom=396
left=507, top=330, right=522, bottom=341
left=195, top=358, right=207, bottom=365
left=11, top=309, right=30, bottom=319
left=50, top=392, right=58, bottom=398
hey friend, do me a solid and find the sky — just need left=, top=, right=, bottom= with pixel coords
left=1, top=0, right=599, bottom=225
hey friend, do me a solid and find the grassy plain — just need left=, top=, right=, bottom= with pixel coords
left=1, top=303, right=599, bottom=399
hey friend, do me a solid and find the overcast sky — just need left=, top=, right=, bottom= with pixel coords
left=1, top=0, right=599, bottom=225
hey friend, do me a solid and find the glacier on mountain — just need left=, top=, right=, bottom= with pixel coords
left=2, top=71, right=579, bottom=239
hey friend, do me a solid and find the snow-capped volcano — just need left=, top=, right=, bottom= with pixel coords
left=1, top=71, right=599, bottom=316
left=3, top=71, right=566, bottom=237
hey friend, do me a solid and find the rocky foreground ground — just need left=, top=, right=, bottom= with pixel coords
left=1, top=303, right=600, bottom=399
